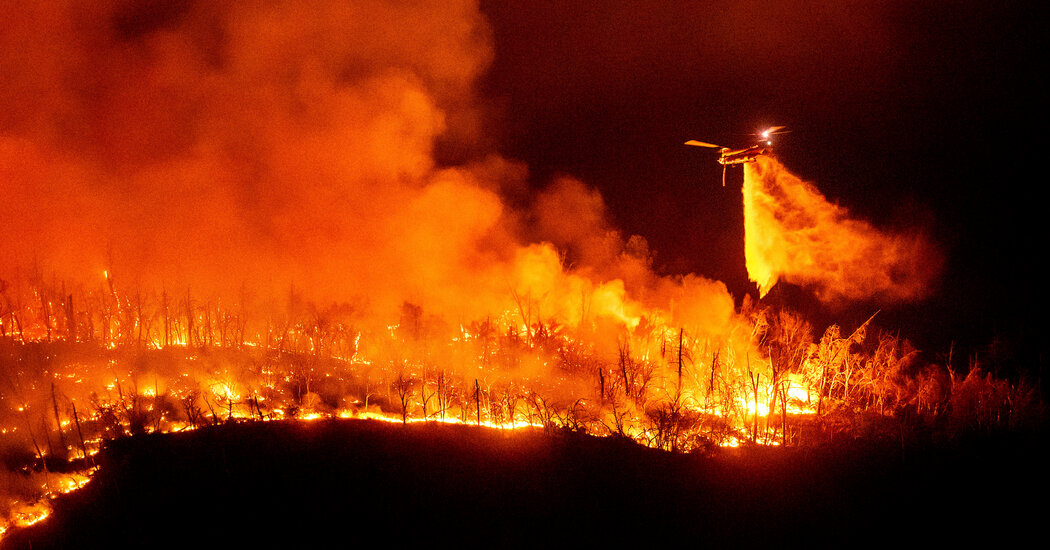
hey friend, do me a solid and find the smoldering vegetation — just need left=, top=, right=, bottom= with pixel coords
left=1, top=1, right=1045, bottom=545
left=1, top=273, right=1045, bottom=539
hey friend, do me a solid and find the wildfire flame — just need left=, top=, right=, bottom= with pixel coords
left=0, top=1, right=954, bottom=542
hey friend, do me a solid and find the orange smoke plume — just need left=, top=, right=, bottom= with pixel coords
left=743, top=156, right=940, bottom=303
left=0, top=0, right=737, bottom=337
left=0, top=1, right=494, bottom=307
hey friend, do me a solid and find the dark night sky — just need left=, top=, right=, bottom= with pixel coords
left=475, top=1, right=1049, bottom=354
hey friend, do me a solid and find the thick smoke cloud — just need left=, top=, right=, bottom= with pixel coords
left=2, top=1, right=491, bottom=312
left=1, top=0, right=736, bottom=335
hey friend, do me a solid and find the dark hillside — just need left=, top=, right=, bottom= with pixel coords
left=3, top=420, right=1044, bottom=549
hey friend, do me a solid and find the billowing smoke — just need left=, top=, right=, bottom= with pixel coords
left=0, top=1, right=735, bottom=336
left=2, top=1, right=490, bottom=312
left=743, top=156, right=940, bottom=303
left=0, top=3, right=953, bottom=531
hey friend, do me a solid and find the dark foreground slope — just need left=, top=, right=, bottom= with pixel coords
left=4, top=419, right=1046, bottom=549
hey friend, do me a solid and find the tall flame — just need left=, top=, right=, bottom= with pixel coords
left=0, top=2, right=952, bottom=539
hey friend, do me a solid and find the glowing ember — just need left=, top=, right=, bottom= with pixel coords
left=0, top=472, right=94, bottom=541
left=0, top=1, right=975, bottom=543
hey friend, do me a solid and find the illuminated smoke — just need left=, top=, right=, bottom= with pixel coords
left=743, top=156, right=940, bottom=302
left=0, top=1, right=737, bottom=336
left=1, top=1, right=494, bottom=310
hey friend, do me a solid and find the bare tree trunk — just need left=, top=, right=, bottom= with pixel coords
left=202, top=394, right=220, bottom=426
left=437, top=370, right=446, bottom=420
left=40, top=290, right=52, bottom=342
left=14, top=310, right=24, bottom=343
left=677, top=328, right=684, bottom=390
left=65, top=292, right=76, bottom=342
left=511, top=291, right=533, bottom=346
left=747, top=355, right=760, bottom=443
left=475, top=379, right=481, bottom=426
left=598, top=367, right=605, bottom=405
left=72, top=402, right=96, bottom=470
left=41, top=418, right=56, bottom=466
left=162, top=290, right=170, bottom=348
left=619, top=343, right=632, bottom=399
left=817, top=361, right=828, bottom=417
left=205, top=303, right=213, bottom=347
left=185, top=288, right=195, bottom=347
left=51, top=382, right=67, bottom=457
left=135, top=292, right=143, bottom=349
left=781, top=385, right=788, bottom=446
left=708, top=350, right=719, bottom=403
left=23, top=409, right=50, bottom=491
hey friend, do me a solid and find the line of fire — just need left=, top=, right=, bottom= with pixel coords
left=2, top=154, right=1039, bottom=541
left=0, top=2, right=1044, bottom=545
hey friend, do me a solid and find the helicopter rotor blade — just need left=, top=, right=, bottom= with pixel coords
left=684, top=140, right=723, bottom=148
left=748, top=126, right=790, bottom=138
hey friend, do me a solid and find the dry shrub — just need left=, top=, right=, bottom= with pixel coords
left=948, top=368, right=1044, bottom=436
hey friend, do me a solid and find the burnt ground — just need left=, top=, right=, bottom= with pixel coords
left=3, top=420, right=1046, bottom=549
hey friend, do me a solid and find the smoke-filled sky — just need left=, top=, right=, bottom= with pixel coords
left=1, top=1, right=1045, bottom=349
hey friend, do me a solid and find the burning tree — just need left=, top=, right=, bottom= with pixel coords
left=0, top=1, right=1039, bottom=542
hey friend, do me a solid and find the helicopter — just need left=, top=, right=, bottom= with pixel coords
left=685, top=126, right=788, bottom=186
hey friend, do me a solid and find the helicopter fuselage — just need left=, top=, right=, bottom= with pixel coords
left=717, top=145, right=769, bottom=165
